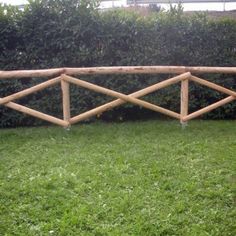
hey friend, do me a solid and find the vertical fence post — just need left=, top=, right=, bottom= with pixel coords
left=61, top=76, right=71, bottom=129
left=180, top=78, right=189, bottom=127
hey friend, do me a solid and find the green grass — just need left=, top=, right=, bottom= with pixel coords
left=0, top=120, right=236, bottom=235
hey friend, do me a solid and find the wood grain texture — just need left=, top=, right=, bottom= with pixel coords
left=1, top=66, right=236, bottom=79
left=61, top=78, right=71, bottom=125
left=181, top=79, right=189, bottom=125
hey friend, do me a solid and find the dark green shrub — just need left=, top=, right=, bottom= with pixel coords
left=0, top=1, right=235, bottom=127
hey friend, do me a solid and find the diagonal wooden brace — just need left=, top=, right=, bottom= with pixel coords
left=61, top=73, right=191, bottom=122
left=182, top=96, right=235, bottom=122
left=0, top=76, right=68, bottom=127
left=181, top=75, right=236, bottom=122
left=189, top=75, right=236, bottom=97
left=0, top=76, right=61, bottom=105
left=64, top=72, right=190, bottom=124
left=0, top=99, right=69, bottom=127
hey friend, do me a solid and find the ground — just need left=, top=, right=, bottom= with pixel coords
left=0, top=120, right=235, bottom=235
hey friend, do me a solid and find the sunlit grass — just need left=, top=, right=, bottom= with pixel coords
left=0, top=120, right=235, bottom=235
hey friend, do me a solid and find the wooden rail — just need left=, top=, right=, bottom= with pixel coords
left=0, top=66, right=235, bottom=128
left=1, top=66, right=236, bottom=79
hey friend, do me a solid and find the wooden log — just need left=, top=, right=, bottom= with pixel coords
left=182, top=96, right=235, bottom=122
left=0, top=68, right=65, bottom=79
left=0, top=77, right=61, bottom=105
left=190, top=75, right=236, bottom=97
left=0, top=99, right=69, bottom=127
left=69, top=73, right=190, bottom=124
left=0, top=66, right=236, bottom=79
left=62, top=74, right=181, bottom=120
left=65, top=66, right=236, bottom=76
left=180, top=79, right=189, bottom=125
left=185, top=67, right=236, bottom=74
left=61, top=79, right=71, bottom=125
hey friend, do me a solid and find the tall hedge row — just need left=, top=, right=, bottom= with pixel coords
left=0, top=1, right=236, bottom=127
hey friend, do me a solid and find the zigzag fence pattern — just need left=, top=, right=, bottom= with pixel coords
left=0, top=66, right=235, bottom=128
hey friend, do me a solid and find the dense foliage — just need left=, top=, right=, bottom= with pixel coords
left=0, top=1, right=235, bottom=127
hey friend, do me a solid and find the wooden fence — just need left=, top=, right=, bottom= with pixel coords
left=0, top=66, right=236, bottom=128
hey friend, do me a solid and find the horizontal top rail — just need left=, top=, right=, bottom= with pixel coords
left=0, top=66, right=236, bottom=79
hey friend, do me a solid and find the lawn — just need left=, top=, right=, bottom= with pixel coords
left=0, top=120, right=235, bottom=235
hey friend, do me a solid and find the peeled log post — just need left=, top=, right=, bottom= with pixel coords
left=61, top=78, right=71, bottom=127
left=180, top=79, right=189, bottom=126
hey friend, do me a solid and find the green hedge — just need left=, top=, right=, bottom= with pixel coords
left=0, top=1, right=236, bottom=127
